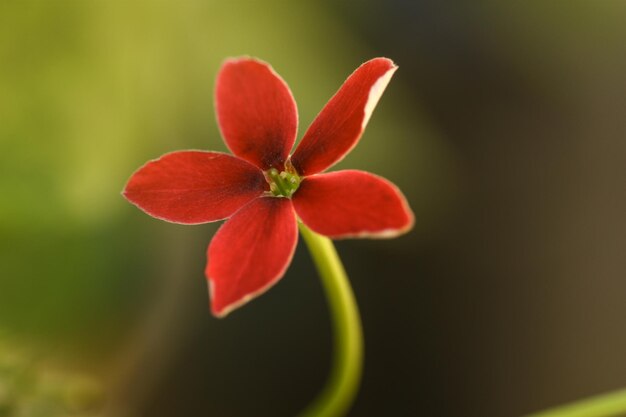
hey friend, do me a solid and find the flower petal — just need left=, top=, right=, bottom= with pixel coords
left=123, top=151, right=266, bottom=224
left=215, top=57, right=298, bottom=170
left=293, top=170, right=414, bottom=238
left=206, top=197, right=298, bottom=317
left=290, top=58, right=397, bottom=176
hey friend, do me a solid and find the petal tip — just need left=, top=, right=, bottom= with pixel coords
left=355, top=180, right=415, bottom=240
left=220, top=55, right=266, bottom=68
left=218, top=56, right=286, bottom=83
left=325, top=208, right=414, bottom=240
left=362, top=63, right=398, bottom=129
left=208, top=280, right=232, bottom=318
left=206, top=261, right=293, bottom=318
left=368, top=56, right=397, bottom=68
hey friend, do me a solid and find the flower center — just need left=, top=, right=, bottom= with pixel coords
left=266, top=166, right=301, bottom=198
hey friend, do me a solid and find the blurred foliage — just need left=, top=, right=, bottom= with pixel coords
left=0, top=335, right=103, bottom=417
left=0, top=0, right=453, bottom=416
left=1, top=0, right=625, bottom=416
left=0, top=0, right=449, bottom=345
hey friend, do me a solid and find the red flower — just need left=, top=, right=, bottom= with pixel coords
left=123, top=57, right=414, bottom=317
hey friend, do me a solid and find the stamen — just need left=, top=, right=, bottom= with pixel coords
left=266, top=167, right=301, bottom=198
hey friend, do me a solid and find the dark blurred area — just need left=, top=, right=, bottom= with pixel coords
left=1, top=1, right=625, bottom=417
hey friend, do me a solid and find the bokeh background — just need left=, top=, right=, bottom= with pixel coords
left=1, top=1, right=625, bottom=416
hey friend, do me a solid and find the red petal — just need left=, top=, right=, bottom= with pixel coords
left=290, top=58, right=397, bottom=176
left=123, top=151, right=266, bottom=224
left=293, top=170, right=413, bottom=238
left=206, top=197, right=298, bottom=317
left=215, top=57, right=298, bottom=170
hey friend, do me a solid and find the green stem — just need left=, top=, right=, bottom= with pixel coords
left=297, top=227, right=626, bottom=417
left=298, top=223, right=363, bottom=417
left=523, top=388, right=626, bottom=417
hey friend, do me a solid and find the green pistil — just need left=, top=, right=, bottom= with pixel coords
left=267, top=167, right=301, bottom=198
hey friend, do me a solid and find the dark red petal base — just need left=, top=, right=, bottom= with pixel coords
left=216, top=58, right=298, bottom=170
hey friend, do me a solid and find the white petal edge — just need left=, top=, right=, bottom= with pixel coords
left=361, top=64, right=398, bottom=129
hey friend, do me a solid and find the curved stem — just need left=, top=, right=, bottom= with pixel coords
left=297, top=223, right=363, bottom=417
left=523, top=388, right=626, bottom=417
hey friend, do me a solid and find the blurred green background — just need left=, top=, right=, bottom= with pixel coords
left=1, top=1, right=625, bottom=416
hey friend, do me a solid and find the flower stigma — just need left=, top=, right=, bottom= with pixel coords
left=266, top=165, right=301, bottom=198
